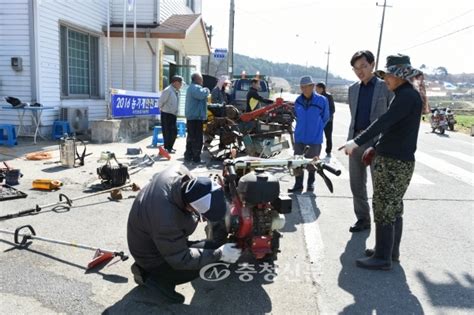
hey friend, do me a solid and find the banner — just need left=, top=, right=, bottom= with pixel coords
left=110, top=89, right=160, bottom=117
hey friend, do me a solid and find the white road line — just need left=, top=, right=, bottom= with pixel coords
left=296, top=194, right=329, bottom=314
left=416, top=151, right=474, bottom=186
left=438, top=150, right=474, bottom=166
left=407, top=174, right=434, bottom=185
left=330, top=156, right=433, bottom=185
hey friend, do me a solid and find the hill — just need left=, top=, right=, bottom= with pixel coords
left=201, top=53, right=351, bottom=89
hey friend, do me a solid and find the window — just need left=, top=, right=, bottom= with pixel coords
left=60, top=25, right=99, bottom=98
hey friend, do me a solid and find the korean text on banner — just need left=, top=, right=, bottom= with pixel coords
left=110, top=89, right=161, bottom=117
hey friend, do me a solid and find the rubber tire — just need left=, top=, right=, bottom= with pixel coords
left=440, top=128, right=445, bottom=135
left=448, top=123, right=454, bottom=131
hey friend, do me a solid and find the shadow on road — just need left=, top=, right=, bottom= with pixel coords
left=281, top=194, right=320, bottom=233
left=103, top=266, right=273, bottom=314
left=416, top=271, right=474, bottom=309
left=0, top=239, right=128, bottom=283
left=338, top=232, right=424, bottom=314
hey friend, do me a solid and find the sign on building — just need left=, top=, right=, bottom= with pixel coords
left=110, top=89, right=160, bottom=117
left=213, top=48, right=228, bottom=59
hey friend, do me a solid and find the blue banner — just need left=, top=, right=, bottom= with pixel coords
left=110, top=89, right=160, bottom=117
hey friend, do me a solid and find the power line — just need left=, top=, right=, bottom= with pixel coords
left=400, top=24, right=473, bottom=51
left=415, top=9, right=473, bottom=36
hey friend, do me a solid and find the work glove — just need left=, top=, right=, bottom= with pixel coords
left=338, top=140, right=359, bottom=156
left=218, top=243, right=242, bottom=263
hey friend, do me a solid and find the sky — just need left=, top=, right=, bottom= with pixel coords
left=201, top=0, right=473, bottom=80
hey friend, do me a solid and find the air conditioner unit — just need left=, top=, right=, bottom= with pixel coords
left=60, top=107, right=89, bottom=134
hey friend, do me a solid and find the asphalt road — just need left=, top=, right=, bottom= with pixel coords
left=0, top=100, right=472, bottom=314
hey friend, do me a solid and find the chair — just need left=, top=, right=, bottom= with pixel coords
left=0, top=124, right=17, bottom=146
left=52, top=120, right=71, bottom=140
left=177, top=121, right=186, bottom=137
left=151, top=126, right=164, bottom=147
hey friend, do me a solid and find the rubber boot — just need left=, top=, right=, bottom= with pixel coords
left=356, top=223, right=394, bottom=270
left=145, top=278, right=185, bottom=304
left=392, top=217, right=402, bottom=261
left=364, top=217, right=402, bottom=262
left=288, top=175, right=303, bottom=193
left=306, top=171, right=315, bottom=192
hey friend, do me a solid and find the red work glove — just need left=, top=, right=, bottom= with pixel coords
left=361, top=147, right=376, bottom=166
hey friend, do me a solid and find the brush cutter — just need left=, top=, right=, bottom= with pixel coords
left=0, top=225, right=128, bottom=269
left=0, top=182, right=140, bottom=221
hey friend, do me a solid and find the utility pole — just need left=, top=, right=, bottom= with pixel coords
left=206, top=24, right=213, bottom=75
left=228, top=0, right=235, bottom=78
left=325, top=46, right=331, bottom=86
left=375, top=0, right=392, bottom=69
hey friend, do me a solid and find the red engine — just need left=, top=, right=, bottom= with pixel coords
left=222, top=163, right=291, bottom=260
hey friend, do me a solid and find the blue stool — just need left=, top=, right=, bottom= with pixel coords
left=177, top=121, right=186, bottom=137
left=52, top=120, right=71, bottom=140
left=0, top=124, right=17, bottom=146
left=151, top=126, right=164, bottom=147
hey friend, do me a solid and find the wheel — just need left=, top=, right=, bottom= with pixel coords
left=431, top=128, right=436, bottom=133
left=448, top=123, right=454, bottom=131
left=439, top=127, right=445, bottom=135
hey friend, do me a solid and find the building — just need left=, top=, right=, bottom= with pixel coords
left=0, top=0, right=209, bottom=137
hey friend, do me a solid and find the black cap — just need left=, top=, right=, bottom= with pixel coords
left=183, top=177, right=227, bottom=222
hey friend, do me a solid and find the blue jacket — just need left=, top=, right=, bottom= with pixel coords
left=294, top=92, right=329, bottom=144
left=185, top=83, right=209, bottom=120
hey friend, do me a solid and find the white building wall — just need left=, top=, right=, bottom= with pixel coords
left=0, top=0, right=32, bottom=101
left=111, top=0, right=158, bottom=24
left=35, top=0, right=109, bottom=122
left=0, top=0, right=36, bottom=127
left=110, top=38, right=156, bottom=92
left=159, top=0, right=196, bottom=22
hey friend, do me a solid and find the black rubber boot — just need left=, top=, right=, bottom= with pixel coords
left=306, top=171, right=315, bottom=192
left=356, top=223, right=394, bottom=270
left=288, top=175, right=303, bottom=193
left=364, top=217, right=402, bottom=262
left=131, top=262, right=147, bottom=285
left=145, top=278, right=185, bottom=304
left=392, top=217, right=403, bottom=261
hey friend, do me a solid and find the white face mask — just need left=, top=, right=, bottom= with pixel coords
left=224, top=86, right=230, bottom=93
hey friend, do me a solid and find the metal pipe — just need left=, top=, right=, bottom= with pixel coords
left=122, top=0, right=127, bottom=89
left=133, top=0, right=137, bottom=90
left=107, top=0, right=112, bottom=118
left=227, top=0, right=235, bottom=77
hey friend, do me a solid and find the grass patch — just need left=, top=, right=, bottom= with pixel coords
left=456, top=115, right=474, bottom=130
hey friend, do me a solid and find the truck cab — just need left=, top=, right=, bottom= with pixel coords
left=230, top=75, right=271, bottom=112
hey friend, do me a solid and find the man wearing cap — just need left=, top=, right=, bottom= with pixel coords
left=288, top=76, right=329, bottom=193
left=340, top=54, right=427, bottom=270
left=127, top=164, right=241, bottom=303
left=346, top=50, right=392, bottom=233
left=159, top=75, right=183, bottom=153
left=245, top=79, right=273, bottom=112
left=315, top=82, right=336, bottom=159
left=185, top=73, right=210, bottom=163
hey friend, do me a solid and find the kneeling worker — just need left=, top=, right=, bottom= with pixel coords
left=127, top=164, right=241, bottom=304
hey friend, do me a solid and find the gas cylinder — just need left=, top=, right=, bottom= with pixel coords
left=59, top=136, right=76, bottom=168
left=32, top=179, right=63, bottom=190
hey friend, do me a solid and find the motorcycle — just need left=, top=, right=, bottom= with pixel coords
left=207, top=156, right=341, bottom=261
left=430, top=107, right=448, bottom=134
left=445, top=107, right=456, bottom=131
